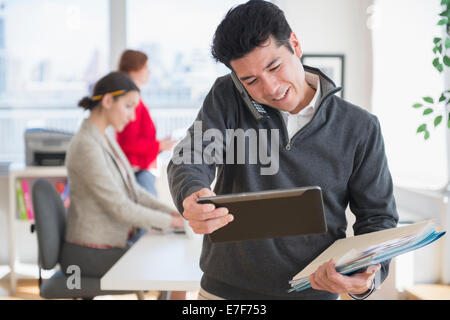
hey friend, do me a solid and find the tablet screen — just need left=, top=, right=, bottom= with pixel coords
left=197, top=187, right=327, bottom=242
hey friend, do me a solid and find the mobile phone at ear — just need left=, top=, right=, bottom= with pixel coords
left=230, top=71, right=270, bottom=122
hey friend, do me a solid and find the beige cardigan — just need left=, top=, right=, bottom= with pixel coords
left=65, top=119, right=173, bottom=248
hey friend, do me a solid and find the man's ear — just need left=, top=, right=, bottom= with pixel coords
left=101, top=93, right=113, bottom=110
left=289, top=32, right=302, bottom=59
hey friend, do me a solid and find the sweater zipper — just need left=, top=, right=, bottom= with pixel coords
left=276, top=88, right=338, bottom=151
left=275, top=110, right=309, bottom=151
left=274, top=111, right=292, bottom=150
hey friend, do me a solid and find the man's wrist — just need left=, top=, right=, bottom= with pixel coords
left=348, top=278, right=375, bottom=300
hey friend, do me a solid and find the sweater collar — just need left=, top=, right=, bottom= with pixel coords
left=302, top=65, right=342, bottom=105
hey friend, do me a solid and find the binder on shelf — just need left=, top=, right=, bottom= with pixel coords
left=54, top=181, right=66, bottom=194
left=21, top=179, right=34, bottom=221
left=288, top=220, right=446, bottom=293
left=15, top=179, right=28, bottom=221
left=61, top=182, right=70, bottom=209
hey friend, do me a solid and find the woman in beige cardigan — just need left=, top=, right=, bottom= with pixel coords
left=60, top=72, right=184, bottom=295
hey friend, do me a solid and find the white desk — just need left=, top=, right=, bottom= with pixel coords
left=100, top=230, right=203, bottom=292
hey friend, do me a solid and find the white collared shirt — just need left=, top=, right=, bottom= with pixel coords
left=281, top=73, right=321, bottom=140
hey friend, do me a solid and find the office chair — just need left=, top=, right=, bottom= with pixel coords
left=31, top=178, right=144, bottom=300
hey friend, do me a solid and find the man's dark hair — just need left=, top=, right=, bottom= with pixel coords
left=211, top=0, right=293, bottom=68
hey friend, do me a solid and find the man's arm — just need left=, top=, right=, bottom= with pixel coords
left=167, top=97, right=223, bottom=213
left=310, top=115, right=399, bottom=299
left=347, top=115, right=399, bottom=288
left=167, top=76, right=236, bottom=233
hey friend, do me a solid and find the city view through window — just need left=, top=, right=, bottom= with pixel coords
left=0, top=0, right=243, bottom=109
left=0, top=0, right=109, bottom=108
left=0, top=0, right=245, bottom=162
left=127, top=0, right=242, bottom=110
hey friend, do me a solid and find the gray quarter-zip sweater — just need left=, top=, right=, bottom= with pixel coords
left=167, top=66, right=399, bottom=300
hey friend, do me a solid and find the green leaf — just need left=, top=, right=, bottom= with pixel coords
left=441, top=0, right=450, bottom=5
left=433, top=57, right=440, bottom=65
left=412, top=103, right=423, bottom=108
left=444, top=55, right=450, bottom=66
left=424, top=131, right=430, bottom=140
left=440, top=93, right=446, bottom=102
left=434, top=115, right=443, bottom=127
left=434, top=37, right=442, bottom=44
left=423, top=96, right=434, bottom=104
left=433, top=57, right=440, bottom=68
left=417, top=124, right=427, bottom=133
left=448, top=115, right=450, bottom=128
left=437, top=63, right=444, bottom=72
left=446, top=38, right=450, bottom=49
left=438, top=18, right=448, bottom=25
left=423, top=108, right=434, bottom=115
left=440, top=9, right=450, bottom=17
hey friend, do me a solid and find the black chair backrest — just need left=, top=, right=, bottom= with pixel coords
left=32, top=179, right=67, bottom=270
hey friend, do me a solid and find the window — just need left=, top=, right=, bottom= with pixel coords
left=0, top=0, right=109, bottom=108
left=0, top=0, right=109, bottom=163
left=371, top=0, right=448, bottom=189
left=126, top=0, right=244, bottom=110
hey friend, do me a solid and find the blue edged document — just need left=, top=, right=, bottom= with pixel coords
left=288, top=220, right=446, bottom=293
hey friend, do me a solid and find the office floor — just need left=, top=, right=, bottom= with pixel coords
left=2, top=279, right=450, bottom=300
left=0, top=279, right=199, bottom=300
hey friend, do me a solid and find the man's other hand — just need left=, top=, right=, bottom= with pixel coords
left=309, top=259, right=380, bottom=295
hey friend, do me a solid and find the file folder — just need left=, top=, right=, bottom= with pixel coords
left=288, top=220, right=446, bottom=293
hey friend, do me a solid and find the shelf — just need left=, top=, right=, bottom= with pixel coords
left=8, top=164, right=67, bottom=178
left=7, top=164, right=67, bottom=295
left=404, top=284, right=450, bottom=300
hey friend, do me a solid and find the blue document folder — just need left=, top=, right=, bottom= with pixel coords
left=289, top=220, right=446, bottom=293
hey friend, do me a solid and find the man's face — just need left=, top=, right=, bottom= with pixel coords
left=230, top=33, right=308, bottom=114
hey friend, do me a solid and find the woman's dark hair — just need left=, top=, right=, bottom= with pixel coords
left=118, top=49, right=148, bottom=73
left=78, top=71, right=140, bottom=110
left=211, top=0, right=293, bottom=68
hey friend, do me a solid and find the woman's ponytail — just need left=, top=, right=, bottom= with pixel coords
left=78, top=96, right=97, bottom=110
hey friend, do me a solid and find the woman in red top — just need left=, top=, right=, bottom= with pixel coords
left=116, top=50, right=176, bottom=197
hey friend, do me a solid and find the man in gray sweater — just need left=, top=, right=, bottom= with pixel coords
left=167, top=0, right=398, bottom=300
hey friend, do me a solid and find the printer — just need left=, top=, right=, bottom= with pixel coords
left=25, top=128, right=74, bottom=166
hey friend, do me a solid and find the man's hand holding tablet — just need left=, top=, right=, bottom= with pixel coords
left=182, top=188, right=234, bottom=234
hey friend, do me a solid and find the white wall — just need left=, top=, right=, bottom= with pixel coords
left=274, top=0, right=374, bottom=111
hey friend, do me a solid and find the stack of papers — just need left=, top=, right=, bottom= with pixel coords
left=289, top=220, right=446, bottom=293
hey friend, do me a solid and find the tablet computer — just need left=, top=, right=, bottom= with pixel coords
left=196, top=186, right=327, bottom=243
